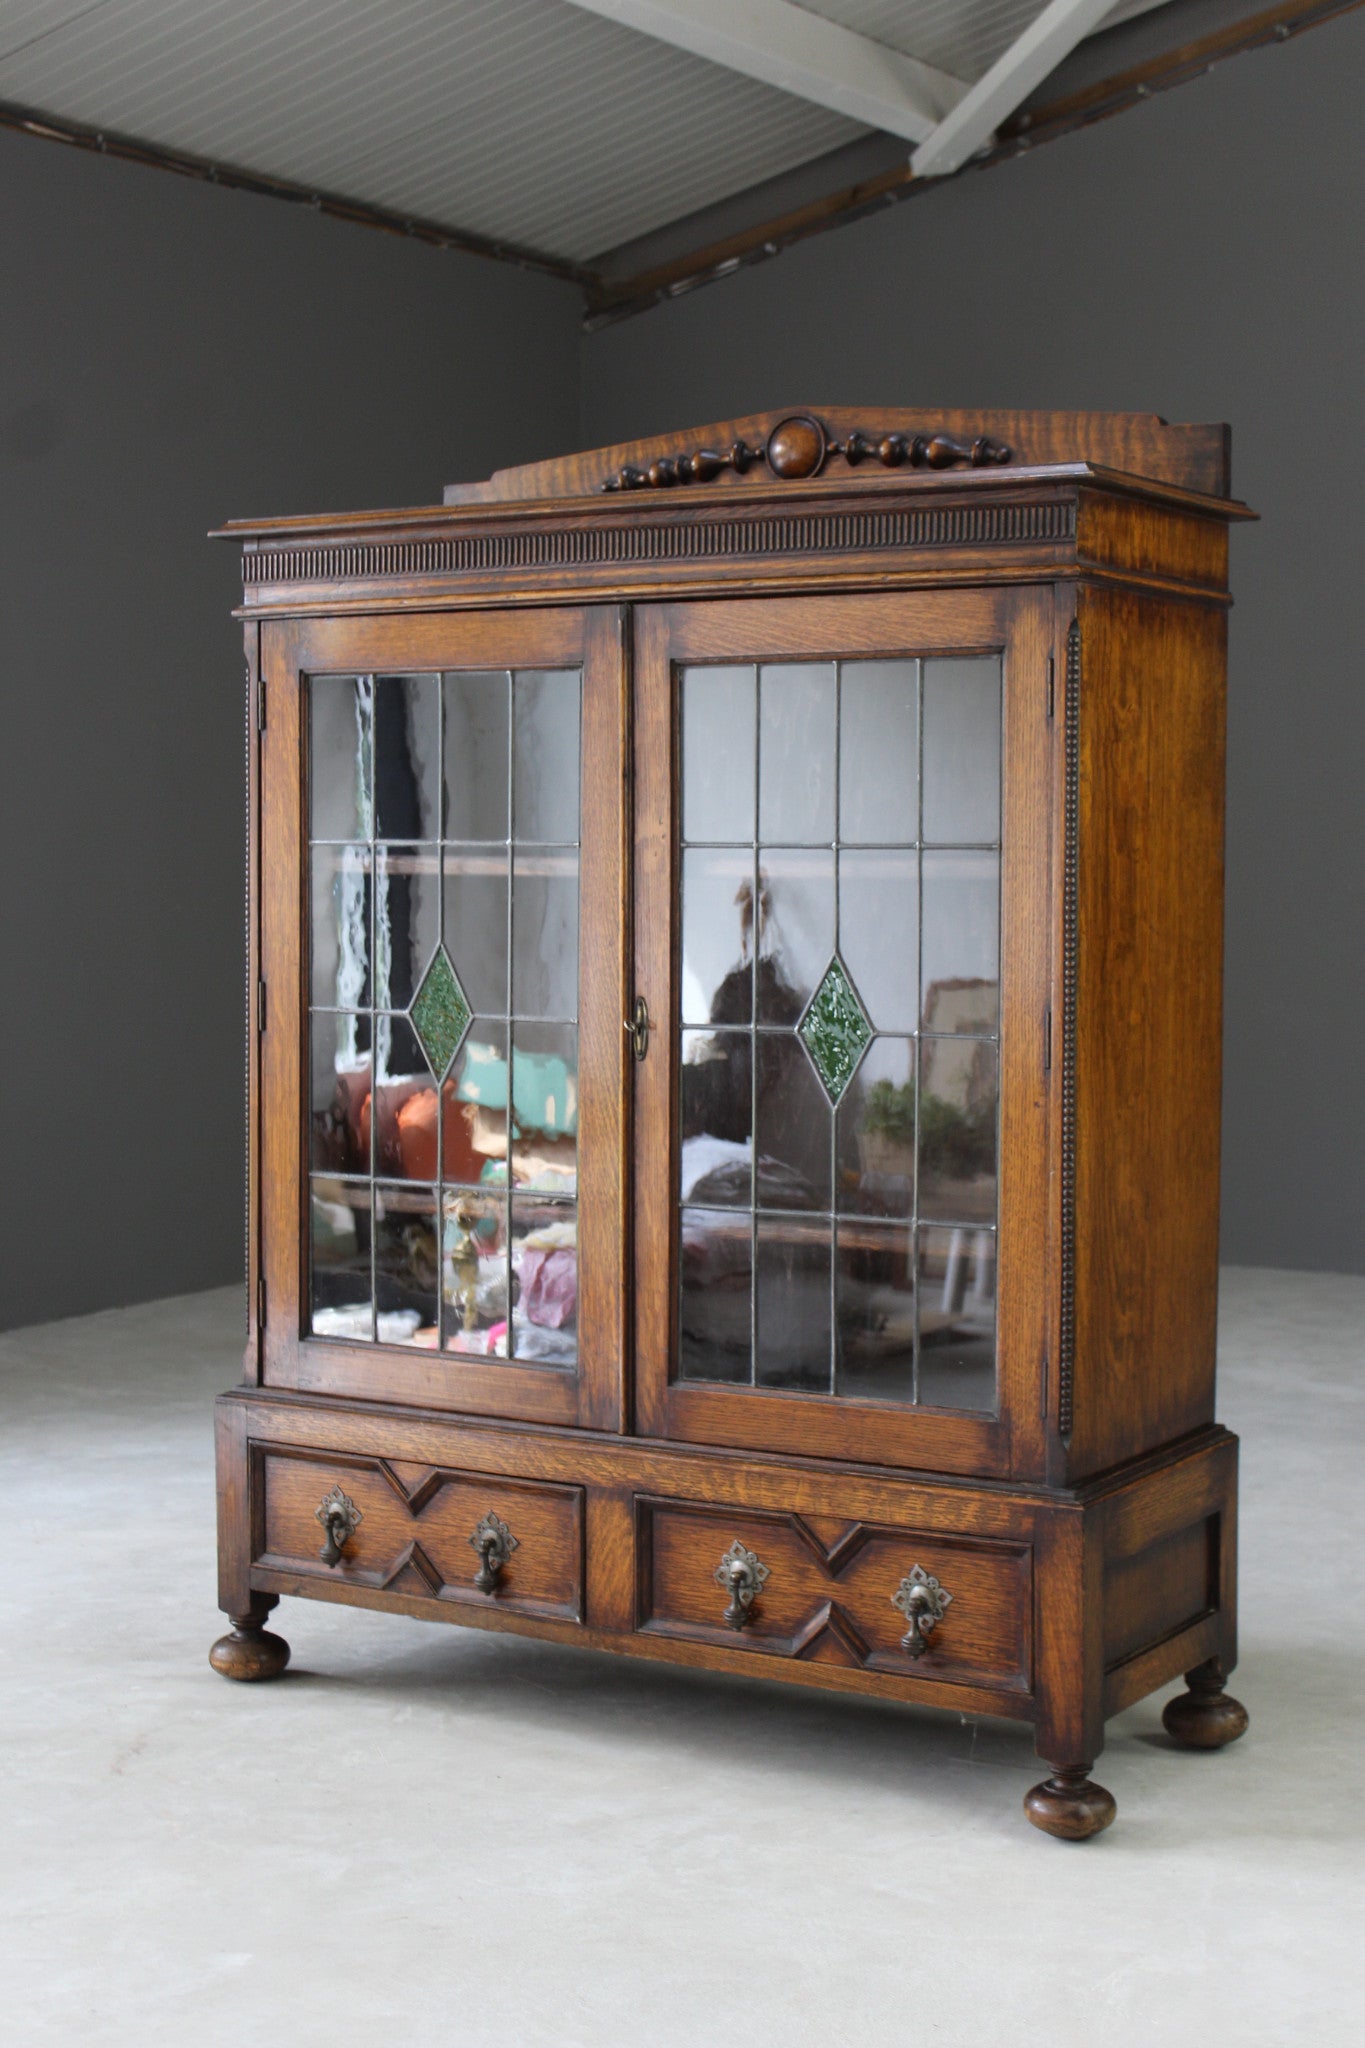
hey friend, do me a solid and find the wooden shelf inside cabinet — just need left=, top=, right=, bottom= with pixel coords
left=211, top=408, right=1253, bottom=1839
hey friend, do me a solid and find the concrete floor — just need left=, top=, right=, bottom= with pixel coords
left=2, top=1269, right=1362, bottom=2046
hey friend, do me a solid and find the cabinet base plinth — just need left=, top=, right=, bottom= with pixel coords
left=213, top=1388, right=1242, bottom=1831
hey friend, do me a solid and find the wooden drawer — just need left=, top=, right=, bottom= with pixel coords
left=636, top=1496, right=1031, bottom=1692
left=257, top=1448, right=584, bottom=1623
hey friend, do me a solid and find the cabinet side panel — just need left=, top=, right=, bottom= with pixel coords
left=1068, top=588, right=1226, bottom=1480
left=244, top=619, right=263, bottom=1382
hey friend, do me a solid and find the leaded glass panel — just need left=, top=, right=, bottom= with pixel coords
left=374, top=1185, right=438, bottom=1348
left=676, top=653, right=1000, bottom=1412
left=307, top=666, right=582, bottom=1365
left=311, top=844, right=371, bottom=1010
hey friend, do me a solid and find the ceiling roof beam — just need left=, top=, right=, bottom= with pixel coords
left=559, top=0, right=968, bottom=145
left=911, top=0, right=1125, bottom=176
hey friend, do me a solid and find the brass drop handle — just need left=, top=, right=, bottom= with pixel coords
left=626, top=996, right=650, bottom=1062
left=470, top=1510, right=518, bottom=1593
left=315, top=1484, right=362, bottom=1567
left=892, top=1564, right=952, bottom=1658
left=715, top=1539, right=770, bottom=1631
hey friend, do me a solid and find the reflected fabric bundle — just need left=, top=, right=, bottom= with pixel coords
left=518, top=1240, right=577, bottom=1330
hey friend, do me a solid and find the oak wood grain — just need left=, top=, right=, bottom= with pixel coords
left=217, top=467, right=1252, bottom=625
left=1066, top=585, right=1228, bottom=1481
left=260, top=1450, right=585, bottom=1621
left=639, top=1497, right=1032, bottom=1690
left=441, top=410, right=1233, bottom=504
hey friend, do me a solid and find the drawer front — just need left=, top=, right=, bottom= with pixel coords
left=637, top=1497, right=1031, bottom=1691
left=258, top=1449, right=584, bottom=1622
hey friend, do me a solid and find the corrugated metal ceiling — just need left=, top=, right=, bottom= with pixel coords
left=0, top=0, right=1153, bottom=262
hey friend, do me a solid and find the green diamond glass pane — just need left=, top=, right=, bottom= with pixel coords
left=411, top=946, right=471, bottom=1079
left=799, top=957, right=872, bottom=1104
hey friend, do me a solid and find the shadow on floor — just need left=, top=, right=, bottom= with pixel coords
left=250, top=1611, right=1358, bottom=1844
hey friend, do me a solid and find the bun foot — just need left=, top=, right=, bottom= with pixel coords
left=210, top=1614, right=290, bottom=1682
left=1024, top=1769, right=1117, bottom=1840
left=1162, top=1661, right=1248, bottom=1750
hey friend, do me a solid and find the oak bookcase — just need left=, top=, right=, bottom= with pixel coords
left=211, top=408, right=1251, bottom=1836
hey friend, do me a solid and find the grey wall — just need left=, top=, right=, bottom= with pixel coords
left=581, top=17, right=1365, bottom=1277
left=0, top=128, right=582, bottom=1330
left=3, top=15, right=1360, bottom=1333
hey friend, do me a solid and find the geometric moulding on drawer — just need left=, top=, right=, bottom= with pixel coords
left=410, top=945, right=472, bottom=1079
left=798, top=955, right=872, bottom=1104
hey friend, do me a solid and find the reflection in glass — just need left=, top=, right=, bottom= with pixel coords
left=370, top=1014, right=447, bottom=1183
left=758, top=664, right=836, bottom=842
left=514, top=671, right=580, bottom=844
left=374, top=843, right=438, bottom=1012
left=444, top=670, right=509, bottom=841
left=921, top=849, right=999, bottom=1031
left=916, top=1224, right=996, bottom=1411
left=442, top=1188, right=508, bottom=1357
left=836, top=1035, right=916, bottom=1219
left=373, top=673, right=440, bottom=841
left=379, top=1011, right=426, bottom=1080
left=512, top=850, right=578, bottom=1018
left=311, top=843, right=370, bottom=1010
left=918, top=1039, right=998, bottom=1222
left=374, top=1184, right=438, bottom=1346
left=755, top=849, right=833, bottom=1021
left=680, top=1207, right=751, bottom=1383
left=681, top=1030, right=752, bottom=1207
left=755, top=1035, right=831, bottom=1211
left=440, top=1020, right=509, bottom=1188
left=838, top=848, right=917, bottom=1033
left=683, top=666, right=755, bottom=843
left=756, top=1217, right=831, bottom=1390
left=673, top=644, right=1000, bottom=1411
left=682, top=848, right=753, bottom=1026
left=922, top=657, right=1001, bottom=845
left=511, top=1022, right=578, bottom=1196
left=311, top=1178, right=372, bottom=1340
left=306, top=658, right=581, bottom=1365
left=836, top=1219, right=915, bottom=1401
left=311, top=1011, right=370, bottom=1175
left=510, top=1194, right=577, bottom=1364
left=839, top=661, right=918, bottom=844
left=442, top=846, right=508, bottom=1016
left=310, top=676, right=370, bottom=842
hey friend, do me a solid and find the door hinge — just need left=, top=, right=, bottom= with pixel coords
left=1043, top=1007, right=1052, bottom=1073
left=257, top=978, right=267, bottom=1033
left=256, top=1274, right=267, bottom=1329
left=1046, top=654, right=1055, bottom=720
left=257, top=673, right=267, bottom=731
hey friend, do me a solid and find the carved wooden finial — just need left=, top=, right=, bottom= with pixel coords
left=601, top=413, right=1012, bottom=492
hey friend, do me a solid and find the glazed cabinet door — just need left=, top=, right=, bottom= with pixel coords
left=257, top=606, right=628, bottom=1428
left=633, top=589, right=1055, bottom=1477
